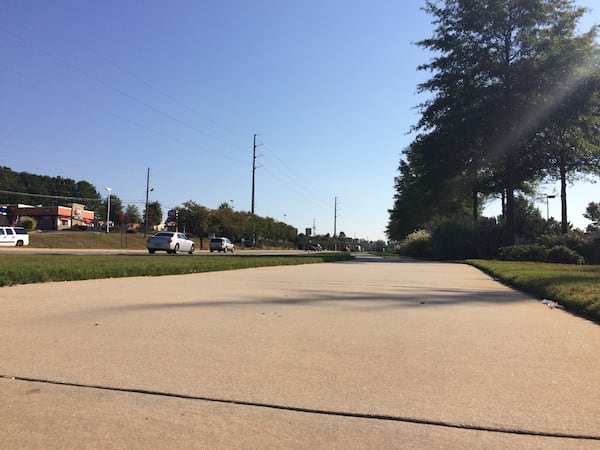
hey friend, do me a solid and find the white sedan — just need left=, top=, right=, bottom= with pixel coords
left=146, top=232, right=195, bottom=254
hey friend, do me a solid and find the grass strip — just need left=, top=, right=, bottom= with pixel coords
left=466, top=260, right=600, bottom=323
left=0, top=253, right=352, bottom=287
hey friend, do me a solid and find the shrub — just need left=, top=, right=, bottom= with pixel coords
left=547, top=245, right=584, bottom=265
left=538, top=232, right=592, bottom=263
left=429, top=217, right=503, bottom=260
left=497, top=244, right=549, bottom=262
left=498, top=244, right=584, bottom=264
left=18, top=216, right=37, bottom=230
left=396, top=229, right=432, bottom=258
left=430, top=219, right=475, bottom=260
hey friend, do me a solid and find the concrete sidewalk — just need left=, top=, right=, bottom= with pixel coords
left=2, top=258, right=599, bottom=448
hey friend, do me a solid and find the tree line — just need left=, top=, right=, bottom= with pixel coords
left=0, top=167, right=298, bottom=245
left=388, top=0, right=600, bottom=257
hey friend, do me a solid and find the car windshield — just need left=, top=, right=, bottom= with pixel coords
left=210, top=238, right=223, bottom=243
left=155, top=232, right=173, bottom=237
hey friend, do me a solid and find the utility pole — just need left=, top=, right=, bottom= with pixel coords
left=333, top=196, right=338, bottom=251
left=144, top=167, right=150, bottom=238
left=251, top=134, right=257, bottom=215
left=251, top=134, right=262, bottom=246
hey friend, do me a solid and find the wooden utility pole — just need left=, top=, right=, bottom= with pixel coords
left=334, top=196, right=338, bottom=251
left=252, top=134, right=257, bottom=215
left=144, top=167, right=151, bottom=238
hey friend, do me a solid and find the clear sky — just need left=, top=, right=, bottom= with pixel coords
left=1, top=1, right=598, bottom=241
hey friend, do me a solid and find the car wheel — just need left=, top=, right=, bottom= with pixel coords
left=148, top=249, right=155, bottom=254
left=16, top=240, right=23, bottom=247
left=189, top=244, right=195, bottom=254
left=173, top=244, right=180, bottom=254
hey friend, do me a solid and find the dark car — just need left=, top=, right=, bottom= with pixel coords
left=209, top=237, right=234, bottom=253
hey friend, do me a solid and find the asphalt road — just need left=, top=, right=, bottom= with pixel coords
left=2, top=254, right=599, bottom=448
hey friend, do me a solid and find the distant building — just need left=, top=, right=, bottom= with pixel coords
left=1, top=203, right=95, bottom=230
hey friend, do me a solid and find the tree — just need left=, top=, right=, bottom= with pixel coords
left=143, top=200, right=163, bottom=231
left=178, top=201, right=209, bottom=237
left=534, top=14, right=600, bottom=234
left=101, top=195, right=123, bottom=225
left=125, top=204, right=142, bottom=224
left=584, top=201, right=600, bottom=232
left=411, top=0, right=599, bottom=244
left=0, top=167, right=102, bottom=208
left=76, top=181, right=102, bottom=212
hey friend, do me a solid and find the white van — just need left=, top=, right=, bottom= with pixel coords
left=0, top=227, right=30, bottom=247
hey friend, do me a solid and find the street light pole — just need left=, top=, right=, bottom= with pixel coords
left=105, top=187, right=112, bottom=233
left=546, top=194, right=556, bottom=234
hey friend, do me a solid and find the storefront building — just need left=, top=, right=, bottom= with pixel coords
left=1, top=203, right=95, bottom=230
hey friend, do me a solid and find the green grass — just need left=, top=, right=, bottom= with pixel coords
left=0, top=253, right=352, bottom=287
left=466, top=260, right=600, bottom=322
left=29, top=231, right=161, bottom=249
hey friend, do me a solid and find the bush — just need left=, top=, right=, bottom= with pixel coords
left=498, top=244, right=549, bottom=262
left=498, top=244, right=584, bottom=264
left=396, top=229, right=432, bottom=258
left=429, top=217, right=503, bottom=260
left=18, top=216, right=37, bottom=230
left=547, top=245, right=584, bottom=265
left=538, top=232, right=592, bottom=263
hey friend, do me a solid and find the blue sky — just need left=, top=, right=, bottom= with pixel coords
left=0, top=1, right=598, bottom=240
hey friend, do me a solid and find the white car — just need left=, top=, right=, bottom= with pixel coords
left=0, top=226, right=29, bottom=247
left=209, top=237, right=235, bottom=253
left=147, top=231, right=195, bottom=254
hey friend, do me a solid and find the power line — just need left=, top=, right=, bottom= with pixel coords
left=0, top=29, right=249, bottom=162
left=0, top=63, right=247, bottom=166
left=260, top=142, right=332, bottom=208
left=0, top=189, right=99, bottom=202
left=0, top=189, right=145, bottom=206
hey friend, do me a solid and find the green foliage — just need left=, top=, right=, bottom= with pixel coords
left=498, top=244, right=584, bottom=264
left=18, top=216, right=37, bottom=230
left=0, top=166, right=102, bottom=209
left=395, top=217, right=505, bottom=260
left=547, top=245, right=584, bottom=265
left=512, top=196, right=546, bottom=243
left=396, top=229, right=432, bottom=258
left=144, top=201, right=163, bottom=230
left=124, top=204, right=142, bottom=224
left=179, top=200, right=209, bottom=237
left=389, top=0, right=600, bottom=246
left=538, top=231, right=592, bottom=262
left=584, top=201, right=600, bottom=232
left=430, top=217, right=503, bottom=260
left=498, top=244, right=550, bottom=262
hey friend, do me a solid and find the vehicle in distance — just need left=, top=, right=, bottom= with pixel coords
left=210, top=237, right=234, bottom=253
left=146, top=231, right=195, bottom=254
left=0, top=226, right=29, bottom=247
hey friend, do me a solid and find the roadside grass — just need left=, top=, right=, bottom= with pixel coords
left=28, top=231, right=294, bottom=251
left=30, top=231, right=159, bottom=250
left=0, top=253, right=352, bottom=287
left=466, top=260, right=600, bottom=323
